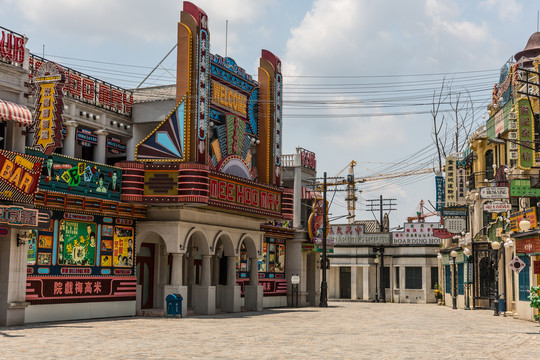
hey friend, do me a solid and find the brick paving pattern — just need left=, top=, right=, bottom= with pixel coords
left=1, top=302, right=539, bottom=359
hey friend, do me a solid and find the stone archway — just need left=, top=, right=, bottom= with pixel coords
left=185, top=228, right=215, bottom=315
left=239, top=234, right=263, bottom=311
left=213, top=231, right=241, bottom=312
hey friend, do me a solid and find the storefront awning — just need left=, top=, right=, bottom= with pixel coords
left=0, top=99, right=33, bottom=126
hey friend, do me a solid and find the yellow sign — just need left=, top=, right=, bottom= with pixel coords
left=35, top=83, right=56, bottom=150
left=211, top=81, right=247, bottom=116
left=510, top=207, right=537, bottom=232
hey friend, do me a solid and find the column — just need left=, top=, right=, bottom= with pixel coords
left=93, top=129, right=108, bottom=164
left=293, top=159, right=302, bottom=228
left=171, top=253, right=183, bottom=285
left=350, top=266, right=357, bottom=300
left=212, top=256, right=219, bottom=286
left=202, top=255, right=211, bottom=286
left=249, top=258, right=258, bottom=284
left=245, top=257, right=263, bottom=311
left=227, top=256, right=236, bottom=286
left=63, top=121, right=78, bottom=158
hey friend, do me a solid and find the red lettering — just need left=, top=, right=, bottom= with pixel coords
left=245, top=187, right=251, bottom=205
left=111, top=89, right=123, bottom=112
left=98, top=84, right=111, bottom=107
left=267, top=193, right=274, bottom=210
left=123, top=93, right=133, bottom=115
left=209, top=178, right=218, bottom=198
left=69, top=73, right=82, bottom=97
left=261, top=192, right=267, bottom=210
left=14, top=36, right=24, bottom=63
left=252, top=190, right=259, bottom=207
left=218, top=181, right=226, bottom=200
left=82, top=78, right=95, bottom=101
left=226, top=183, right=234, bottom=201
left=275, top=194, right=280, bottom=211
left=236, top=184, right=244, bottom=203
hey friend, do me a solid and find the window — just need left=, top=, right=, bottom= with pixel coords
left=518, top=255, right=530, bottom=301
left=445, top=266, right=451, bottom=293
left=430, top=267, right=438, bottom=289
left=457, top=263, right=464, bottom=295
left=382, top=266, right=390, bottom=289
left=395, top=267, right=400, bottom=289
left=405, top=267, right=422, bottom=289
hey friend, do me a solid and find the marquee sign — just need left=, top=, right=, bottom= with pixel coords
left=327, top=224, right=391, bottom=245
left=33, top=62, right=66, bottom=155
left=107, top=136, right=126, bottom=154
left=0, top=27, right=26, bottom=66
left=29, top=56, right=133, bottom=116
left=26, top=148, right=122, bottom=202
left=392, top=222, right=442, bottom=245
left=208, top=174, right=282, bottom=217
left=0, top=149, right=42, bottom=203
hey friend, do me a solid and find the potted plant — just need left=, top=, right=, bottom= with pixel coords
left=434, top=283, right=443, bottom=305
left=528, top=286, right=540, bottom=324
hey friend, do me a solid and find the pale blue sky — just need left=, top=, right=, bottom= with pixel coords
left=1, top=0, right=539, bottom=226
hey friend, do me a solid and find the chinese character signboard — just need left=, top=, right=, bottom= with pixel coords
left=0, top=205, right=38, bottom=227
left=32, top=62, right=66, bottom=154
left=515, top=236, right=540, bottom=255
left=392, top=222, right=442, bottom=245
left=517, top=98, right=534, bottom=170
left=456, top=166, right=467, bottom=204
left=0, top=149, right=42, bottom=203
left=327, top=224, right=391, bottom=245
left=445, top=156, right=457, bottom=206
left=435, top=176, right=445, bottom=211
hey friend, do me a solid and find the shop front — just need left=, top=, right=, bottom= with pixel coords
left=512, top=231, right=540, bottom=320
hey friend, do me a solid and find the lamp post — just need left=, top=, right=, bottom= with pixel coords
left=373, top=246, right=385, bottom=302
left=450, top=250, right=458, bottom=309
left=463, top=247, right=471, bottom=310
left=374, top=255, right=379, bottom=302
left=490, top=240, right=501, bottom=316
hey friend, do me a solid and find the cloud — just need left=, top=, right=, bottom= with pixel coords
left=479, top=0, right=523, bottom=20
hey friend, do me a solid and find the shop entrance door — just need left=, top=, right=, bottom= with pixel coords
left=340, top=267, right=351, bottom=299
left=136, top=243, right=155, bottom=309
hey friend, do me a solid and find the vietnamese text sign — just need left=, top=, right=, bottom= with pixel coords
left=0, top=149, right=42, bottom=203
left=483, top=201, right=512, bottom=213
left=327, top=224, right=391, bottom=245
left=392, top=222, right=442, bottom=245
left=479, top=187, right=509, bottom=199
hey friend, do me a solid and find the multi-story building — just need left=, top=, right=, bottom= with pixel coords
left=439, top=32, right=540, bottom=321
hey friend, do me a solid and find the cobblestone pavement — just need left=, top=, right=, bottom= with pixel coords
left=1, top=302, right=540, bottom=359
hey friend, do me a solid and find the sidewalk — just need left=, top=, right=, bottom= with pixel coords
left=1, top=302, right=539, bottom=359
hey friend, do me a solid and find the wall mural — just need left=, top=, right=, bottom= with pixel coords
left=26, top=148, right=122, bottom=202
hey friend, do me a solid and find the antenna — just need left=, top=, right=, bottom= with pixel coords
left=42, top=45, right=45, bottom=58
left=537, top=10, right=539, bottom=32
left=225, top=20, right=228, bottom=58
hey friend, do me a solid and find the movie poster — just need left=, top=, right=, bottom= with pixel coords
left=275, top=244, right=285, bottom=273
left=58, top=220, right=96, bottom=266
left=259, top=242, right=267, bottom=272
left=27, top=230, right=38, bottom=265
left=113, top=226, right=133, bottom=267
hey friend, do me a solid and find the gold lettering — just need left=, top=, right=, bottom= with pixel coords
left=19, top=172, right=34, bottom=193
left=0, top=159, right=14, bottom=180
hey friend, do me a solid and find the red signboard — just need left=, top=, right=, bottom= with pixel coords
left=298, top=147, right=316, bottom=170
left=433, top=228, right=454, bottom=239
left=0, top=28, right=25, bottom=66
left=26, top=276, right=136, bottom=304
left=515, top=236, right=540, bottom=254
left=0, top=149, right=42, bottom=203
left=208, top=174, right=282, bottom=217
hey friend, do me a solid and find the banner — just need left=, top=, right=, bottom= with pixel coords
left=435, top=176, right=445, bottom=211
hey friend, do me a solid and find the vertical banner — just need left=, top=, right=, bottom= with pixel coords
left=444, top=156, right=457, bottom=206
left=517, top=98, right=534, bottom=169
left=456, top=166, right=467, bottom=204
left=435, top=175, right=445, bottom=211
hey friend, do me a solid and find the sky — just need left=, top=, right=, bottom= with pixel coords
left=1, top=0, right=539, bottom=227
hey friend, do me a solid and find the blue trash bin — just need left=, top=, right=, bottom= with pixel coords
left=165, top=294, right=183, bottom=318
left=498, top=297, right=505, bottom=313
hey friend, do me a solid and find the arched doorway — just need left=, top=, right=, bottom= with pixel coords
left=213, top=233, right=240, bottom=312
left=238, top=234, right=263, bottom=311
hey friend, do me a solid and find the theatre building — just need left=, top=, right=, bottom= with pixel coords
left=122, top=2, right=292, bottom=316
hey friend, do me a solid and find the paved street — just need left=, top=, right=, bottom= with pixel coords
left=1, top=302, right=539, bottom=359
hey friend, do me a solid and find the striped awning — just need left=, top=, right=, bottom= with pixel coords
left=0, top=99, right=33, bottom=126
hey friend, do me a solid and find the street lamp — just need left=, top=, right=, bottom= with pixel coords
left=490, top=240, right=502, bottom=316
left=463, top=247, right=472, bottom=310
left=450, top=250, right=458, bottom=309
left=519, top=217, right=531, bottom=232
left=373, top=246, right=385, bottom=303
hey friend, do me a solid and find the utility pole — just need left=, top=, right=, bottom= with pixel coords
left=366, top=196, right=397, bottom=303
left=320, top=172, right=328, bottom=307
